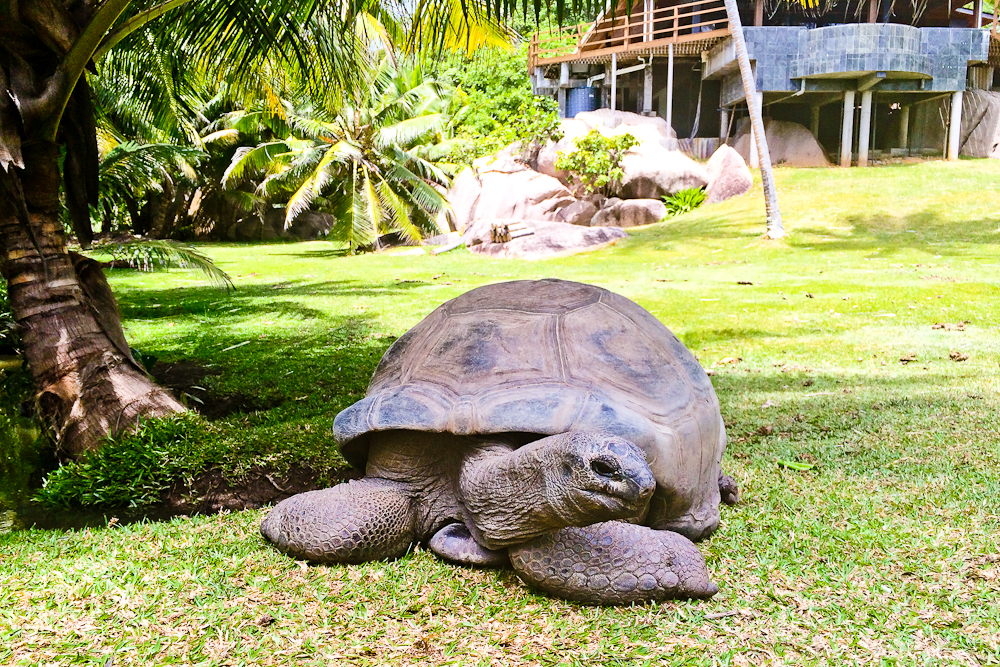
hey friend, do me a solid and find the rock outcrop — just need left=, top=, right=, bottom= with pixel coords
left=591, top=198, right=667, bottom=228
left=450, top=155, right=579, bottom=245
left=617, top=145, right=708, bottom=199
left=468, top=221, right=627, bottom=260
left=705, top=144, right=753, bottom=204
left=733, top=120, right=830, bottom=167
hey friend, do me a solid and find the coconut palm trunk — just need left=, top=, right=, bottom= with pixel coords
left=0, top=142, right=184, bottom=457
left=722, top=0, right=784, bottom=239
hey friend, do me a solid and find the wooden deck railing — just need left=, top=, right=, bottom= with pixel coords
left=528, top=0, right=730, bottom=69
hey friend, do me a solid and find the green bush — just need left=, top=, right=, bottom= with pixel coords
left=554, top=129, right=638, bottom=195
left=35, top=414, right=214, bottom=508
left=436, top=46, right=563, bottom=165
left=662, top=187, right=708, bottom=217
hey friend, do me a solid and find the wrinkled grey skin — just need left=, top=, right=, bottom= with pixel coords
left=261, top=430, right=719, bottom=603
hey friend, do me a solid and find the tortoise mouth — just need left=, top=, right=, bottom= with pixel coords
left=581, top=487, right=650, bottom=516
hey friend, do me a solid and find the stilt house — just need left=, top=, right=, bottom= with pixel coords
left=528, top=0, right=1000, bottom=164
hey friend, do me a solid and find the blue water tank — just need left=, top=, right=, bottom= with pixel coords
left=567, top=87, right=598, bottom=117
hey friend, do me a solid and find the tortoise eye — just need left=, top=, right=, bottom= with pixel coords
left=590, top=459, right=619, bottom=478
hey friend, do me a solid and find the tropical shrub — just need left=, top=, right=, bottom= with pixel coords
left=554, top=129, right=638, bottom=195
left=436, top=46, right=563, bottom=164
left=662, top=187, right=708, bottom=217
left=221, top=58, right=452, bottom=252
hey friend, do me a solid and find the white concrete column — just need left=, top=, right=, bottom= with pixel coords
left=611, top=53, right=618, bottom=112
left=720, top=107, right=730, bottom=141
left=557, top=87, right=567, bottom=118
left=810, top=105, right=821, bottom=139
left=643, top=61, right=654, bottom=114
left=948, top=90, right=964, bottom=160
left=559, top=63, right=570, bottom=87
left=858, top=90, right=873, bottom=167
left=749, top=92, right=762, bottom=168
left=899, top=105, right=909, bottom=150
left=841, top=90, right=856, bottom=167
left=666, top=44, right=674, bottom=134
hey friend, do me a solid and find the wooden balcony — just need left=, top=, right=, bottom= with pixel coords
left=528, top=0, right=731, bottom=70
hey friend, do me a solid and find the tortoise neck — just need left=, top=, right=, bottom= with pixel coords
left=459, top=437, right=568, bottom=550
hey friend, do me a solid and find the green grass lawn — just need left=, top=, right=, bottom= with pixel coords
left=2, top=159, right=1000, bottom=665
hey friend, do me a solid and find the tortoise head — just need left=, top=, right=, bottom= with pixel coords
left=459, top=431, right=656, bottom=550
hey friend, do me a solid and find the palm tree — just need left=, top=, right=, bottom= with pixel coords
left=221, top=58, right=454, bottom=252
left=0, top=0, right=501, bottom=455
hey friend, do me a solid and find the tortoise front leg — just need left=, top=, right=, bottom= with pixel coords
left=509, top=522, right=718, bottom=605
left=261, top=478, right=416, bottom=564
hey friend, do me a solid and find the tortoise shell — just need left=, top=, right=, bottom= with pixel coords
left=334, top=279, right=726, bottom=535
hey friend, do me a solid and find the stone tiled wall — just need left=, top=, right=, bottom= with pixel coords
left=710, top=24, right=991, bottom=106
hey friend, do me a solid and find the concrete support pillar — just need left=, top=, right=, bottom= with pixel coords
left=720, top=107, right=730, bottom=141
left=557, top=87, right=567, bottom=119
left=643, top=61, right=654, bottom=114
left=559, top=63, right=570, bottom=86
left=748, top=92, right=762, bottom=168
left=810, top=105, right=821, bottom=139
left=948, top=90, right=964, bottom=160
left=858, top=90, right=873, bottom=167
left=666, top=44, right=674, bottom=133
left=611, top=53, right=618, bottom=113
left=840, top=90, right=856, bottom=167
left=898, top=105, right=909, bottom=150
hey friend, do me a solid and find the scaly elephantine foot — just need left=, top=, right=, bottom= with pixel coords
left=509, top=521, right=718, bottom=604
left=261, top=478, right=416, bottom=564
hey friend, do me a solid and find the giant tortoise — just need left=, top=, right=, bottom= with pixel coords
left=262, top=279, right=737, bottom=604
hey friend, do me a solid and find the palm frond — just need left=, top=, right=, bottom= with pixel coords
left=222, top=141, right=290, bottom=186
left=92, top=239, right=234, bottom=290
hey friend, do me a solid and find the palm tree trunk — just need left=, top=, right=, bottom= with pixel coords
left=0, top=142, right=184, bottom=457
left=722, top=0, right=785, bottom=239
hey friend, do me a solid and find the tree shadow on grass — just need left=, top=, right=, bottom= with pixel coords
left=788, top=209, right=1000, bottom=257
left=680, top=327, right=795, bottom=349
left=630, top=213, right=765, bottom=247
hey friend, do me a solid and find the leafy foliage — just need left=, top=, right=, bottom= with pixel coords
left=662, top=187, right=708, bottom=217
left=34, top=415, right=214, bottom=508
left=0, top=282, right=18, bottom=355
left=220, top=58, right=453, bottom=252
left=95, top=140, right=205, bottom=234
left=554, top=129, right=638, bottom=195
left=434, top=46, right=563, bottom=165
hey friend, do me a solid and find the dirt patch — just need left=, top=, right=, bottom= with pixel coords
left=150, top=359, right=282, bottom=420
left=163, top=464, right=360, bottom=513
left=150, top=359, right=220, bottom=390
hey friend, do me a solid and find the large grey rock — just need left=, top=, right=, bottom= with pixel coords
left=959, top=90, right=1000, bottom=159
left=536, top=119, right=591, bottom=184
left=733, top=120, right=830, bottom=167
left=468, top=221, right=627, bottom=259
left=705, top=144, right=753, bottom=204
left=448, top=156, right=579, bottom=245
left=574, top=110, right=677, bottom=150
left=592, top=198, right=667, bottom=228
left=617, top=146, right=709, bottom=200
left=554, top=196, right=602, bottom=226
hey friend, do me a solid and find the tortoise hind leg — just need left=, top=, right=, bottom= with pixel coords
left=509, top=522, right=718, bottom=605
left=261, top=478, right=415, bottom=564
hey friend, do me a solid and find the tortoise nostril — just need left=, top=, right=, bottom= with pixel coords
left=590, top=459, right=618, bottom=477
